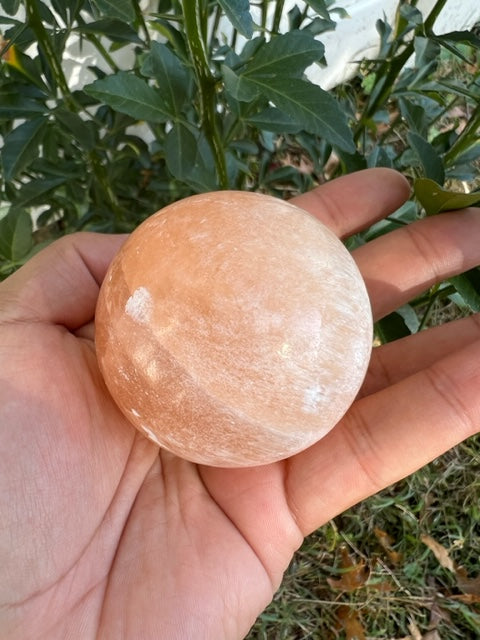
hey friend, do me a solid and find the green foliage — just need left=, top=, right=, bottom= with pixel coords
left=415, top=178, right=480, bottom=215
left=0, top=207, right=33, bottom=263
left=0, top=0, right=479, bottom=324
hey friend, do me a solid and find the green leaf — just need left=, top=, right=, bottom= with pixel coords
left=235, top=36, right=265, bottom=66
left=141, top=42, right=192, bottom=117
left=1, top=117, right=47, bottom=183
left=407, top=131, right=444, bottom=184
left=375, top=311, right=412, bottom=344
left=85, top=72, right=171, bottom=123
left=0, top=209, right=33, bottom=262
left=436, top=30, right=480, bottom=49
left=50, top=0, right=83, bottom=27
left=261, top=164, right=306, bottom=188
left=148, top=18, right=189, bottom=62
left=305, top=0, right=332, bottom=20
left=303, top=16, right=335, bottom=39
left=449, top=268, right=480, bottom=312
left=165, top=123, right=217, bottom=192
left=244, top=30, right=325, bottom=79
left=398, top=96, right=442, bottom=139
left=1, top=47, right=50, bottom=92
left=414, top=36, right=440, bottom=69
left=414, top=178, right=480, bottom=216
left=396, top=304, right=420, bottom=334
left=435, top=79, right=480, bottom=101
left=0, top=0, right=20, bottom=15
left=246, top=76, right=355, bottom=152
left=247, top=107, right=302, bottom=133
left=165, top=124, right=197, bottom=181
left=54, top=108, right=97, bottom=150
left=90, top=0, right=135, bottom=22
left=0, top=91, right=46, bottom=118
left=11, top=177, right=66, bottom=208
left=433, top=38, right=472, bottom=64
left=367, top=144, right=394, bottom=169
left=222, top=65, right=261, bottom=102
left=76, top=18, right=142, bottom=44
left=218, top=0, right=253, bottom=38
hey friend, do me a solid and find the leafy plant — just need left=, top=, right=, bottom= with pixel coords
left=0, top=0, right=351, bottom=274
left=332, top=1, right=480, bottom=339
left=0, top=0, right=479, bottom=337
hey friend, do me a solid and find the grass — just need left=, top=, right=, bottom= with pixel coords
left=247, top=437, right=480, bottom=639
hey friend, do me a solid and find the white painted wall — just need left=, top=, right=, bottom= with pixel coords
left=3, top=1, right=480, bottom=92
left=306, top=0, right=480, bottom=89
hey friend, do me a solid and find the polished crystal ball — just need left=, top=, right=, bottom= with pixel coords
left=95, top=191, right=373, bottom=467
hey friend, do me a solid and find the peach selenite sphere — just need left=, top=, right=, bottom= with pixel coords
left=95, top=191, right=373, bottom=467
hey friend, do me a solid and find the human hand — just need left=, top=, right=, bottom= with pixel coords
left=1, top=169, right=479, bottom=639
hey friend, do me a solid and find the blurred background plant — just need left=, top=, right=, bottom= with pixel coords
left=1, top=1, right=480, bottom=637
left=0, top=0, right=356, bottom=265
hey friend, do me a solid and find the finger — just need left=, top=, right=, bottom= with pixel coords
left=0, top=232, right=127, bottom=329
left=75, top=320, right=95, bottom=342
left=286, top=338, right=480, bottom=535
left=361, top=313, right=480, bottom=397
left=290, top=168, right=411, bottom=238
left=353, top=208, right=480, bottom=320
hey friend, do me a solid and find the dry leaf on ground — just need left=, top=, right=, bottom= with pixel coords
left=408, top=618, right=423, bottom=640
left=336, top=605, right=366, bottom=640
left=421, top=534, right=480, bottom=605
left=455, top=566, right=480, bottom=596
left=374, top=526, right=403, bottom=565
left=407, top=618, right=442, bottom=640
left=421, top=534, right=456, bottom=573
left=327, top=546, right=370, bottom=592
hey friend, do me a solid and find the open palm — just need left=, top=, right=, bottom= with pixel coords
left=2, top=169, right=480, bottom=639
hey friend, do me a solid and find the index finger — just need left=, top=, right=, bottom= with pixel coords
left=290, top=168, right=411, bottom=237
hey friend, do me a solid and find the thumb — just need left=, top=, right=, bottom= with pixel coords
left=0, top=232, right=127, bottom=330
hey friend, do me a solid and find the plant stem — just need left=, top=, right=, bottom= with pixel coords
left=272, top=0, right=285, bottom=34
left=423, top=0, right=450, bottom=34
left=133, top=1, right=151, bottom=48
left=25, top=0, right=74, bottom=107
left=181, top=0, right=228, bottom=189
left=354, top=46, right=413, bottom=141
left=261, top=2, right=269, bottom=32
left=75, top=14, right=119, bottom=72
left=209, top=4, right=223, bottom=54
left=418, top=290, right=438, bottom=331
left=354, top=0, right=449, bottom=142
left=88, top=150, right=122, bottom=220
